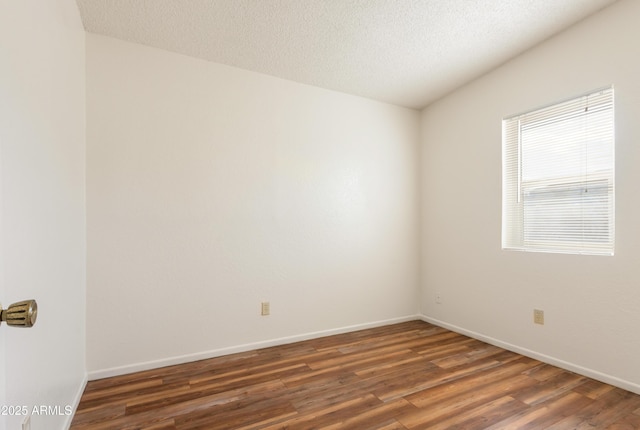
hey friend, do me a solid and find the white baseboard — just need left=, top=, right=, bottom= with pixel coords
left=88, top=315, right=420, bottom=381
left=420, top=314, right=640, bottom=396
left=64, top=372, right=88, bottom=430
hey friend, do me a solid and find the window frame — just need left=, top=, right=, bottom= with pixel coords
left=502, top=87, right=615, bottom=256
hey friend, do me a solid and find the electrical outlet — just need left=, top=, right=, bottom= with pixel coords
left=22, top=415, right=31, bottom=430
left=533, top=309, right=544, bottom=325
left=261, top=301, right=270, bottom=316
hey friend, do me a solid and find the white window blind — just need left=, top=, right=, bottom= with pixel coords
left=502, top=87, right=615, bottom=255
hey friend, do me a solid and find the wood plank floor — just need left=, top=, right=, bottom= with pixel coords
left=71, top=321, right=640, bottom=429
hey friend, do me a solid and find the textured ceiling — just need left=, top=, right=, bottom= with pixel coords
left=76, top=0, right=618, bottom=109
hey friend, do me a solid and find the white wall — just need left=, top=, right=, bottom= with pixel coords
left=0, top=0, right=87, bottom=428
left=420, top=0, right=640, bottom=393
left=0, top=140, right=5, bottom=430
left=86, top=34, right=420, bottom=376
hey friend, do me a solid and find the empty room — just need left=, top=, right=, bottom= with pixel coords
left=2, top=0, right=640, bottom=429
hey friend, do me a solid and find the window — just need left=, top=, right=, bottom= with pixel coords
left=502, top=87, right=615, bottom=255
